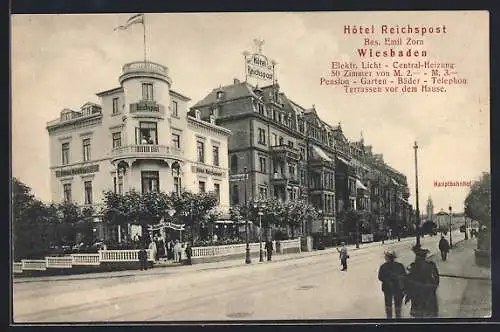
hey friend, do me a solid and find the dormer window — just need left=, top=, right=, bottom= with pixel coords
left=61, top=111, right=72, bottom=121
left=195, top=110, right=201, bottom=119
left=216, top=91, right=224, bottom=99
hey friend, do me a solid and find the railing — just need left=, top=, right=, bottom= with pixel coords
left=112, top=144, right=170, bottom=157
left=13, top=262, right=23, bottom=273
left=191, top=239, right=301, bottom=258
left=122, top=61, right=169, bottom=76
left=99, top=249, right=153, bottom=262
left=46, top=256, right=73, bottom=269
left=270, top=145, right=300, bottom=159
left=21, top=260, right=47, bottom=271
left=72, top=253, right=100, bottom=266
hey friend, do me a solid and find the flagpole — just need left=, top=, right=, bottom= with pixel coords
left=143, top=14, right=147, bottom=62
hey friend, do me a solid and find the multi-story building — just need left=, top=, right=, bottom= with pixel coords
left=192, top=76, right=412, bottom=239
left=46, top=61, right=232, bottom=239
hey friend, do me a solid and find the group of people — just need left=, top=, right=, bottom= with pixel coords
left=335, top=241, right=441, bottom=319
left=136, top=235, right=193, bottom=270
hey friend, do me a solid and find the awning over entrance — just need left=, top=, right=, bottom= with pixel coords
left=356, top=179, right=368, bottom=190
left=336, top=155, right=351, bottom=165
left=312, top=145, right=332, bottom=162
left=148, top=221, right=185, bottom=232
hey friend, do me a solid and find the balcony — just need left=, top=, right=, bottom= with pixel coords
left=119, top=61, right=172, bottom=85
left=271, top=173, right=300, bottom=186
left=111, top=144, right=170, bottom=164
left=270, top=145, right=300, bottom=160
left=129, top=101, right=165, bottom=118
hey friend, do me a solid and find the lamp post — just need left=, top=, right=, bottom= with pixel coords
left=355, top=212, right=360, bottom=249
left=464, top=210, right=469, bottom=240
left=244, top=167, right=251, bottom=264
left=449, top=205, right=453, bottom=248
left=254, top=202, right=265, bottom=262
left=413, top=141, right=421, bottom=249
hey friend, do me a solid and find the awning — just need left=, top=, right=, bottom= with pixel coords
left=399, top=197, right=409, bottom=203
left=148, top=221, right=185, bottom=231
left=356, top=179, right=368, bottom=190
left=312, top=145, right=332, bottom=162
left=391, top=178, right=400, bottom=186
left=336, top=155, right=351, bottom=165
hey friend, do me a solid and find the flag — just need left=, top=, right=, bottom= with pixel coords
left=114, top=13, right=144, bottom=31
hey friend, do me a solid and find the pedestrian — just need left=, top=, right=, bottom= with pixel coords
left=438, top=235, right=450, bottom=261
left=336, top=242, right=349, bottom=271
left=185, top=242, right=192, bottom=265
left=265, top=240, right=273, bottom=261
left=378, top=249, right=406, bottom=319
left=404, top=246, right=440, bottom=318
left=138, top=243, right=148, bottom=271
left=148, top=238, right=158, bottom=263
left=173, top=240, right=180, bottom=262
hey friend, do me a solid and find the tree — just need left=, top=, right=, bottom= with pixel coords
left=12, top=178, right=53, bottom=259
left=465, top=172, right=491, bottom=252
left=281, top=200, right=318, bottom=238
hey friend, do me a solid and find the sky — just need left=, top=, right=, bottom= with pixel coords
left=11, top=11, right=489, bottom=212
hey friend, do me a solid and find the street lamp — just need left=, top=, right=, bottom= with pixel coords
left=244, top=167, right=251, bottom=264
left=464, top=209, right=469, bottom=240
left=413, top=141, right=421, bottom=249
left=355, top=212, right=360, bottom=249
left=254, top=202, right=265, bottom=262
left=449, top=205, right=453, bottom=248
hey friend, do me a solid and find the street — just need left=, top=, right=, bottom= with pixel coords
left=13, top=230, right=488, bottom=322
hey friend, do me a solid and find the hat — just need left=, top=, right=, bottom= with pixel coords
left=412, top=245, right=430, bottom=257
left=384, top=249, right=397, bottom=258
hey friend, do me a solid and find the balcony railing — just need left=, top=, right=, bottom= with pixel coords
left=122, top=61, right=169, bottom=76
left=112, top=144, right=170, bottom=159
left=270, top=145, right=300, bottom=159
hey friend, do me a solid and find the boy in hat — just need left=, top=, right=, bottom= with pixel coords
left=336, top=242, right=349, bottom=271
left=378, top=249, right=407, bottom=318
left=404, top=245, right=440, bottom=318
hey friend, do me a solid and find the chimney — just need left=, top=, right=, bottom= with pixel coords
left=233, top=78, right=240, bottom=85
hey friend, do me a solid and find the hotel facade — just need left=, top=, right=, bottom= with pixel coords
left=46, top=61, right=232, bottom=231
left=192, top=74, right=412, bottom=239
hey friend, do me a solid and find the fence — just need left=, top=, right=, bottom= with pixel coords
left=13, top=249, right=153, bottom=274
left=192, top=238, right=301, bottom=258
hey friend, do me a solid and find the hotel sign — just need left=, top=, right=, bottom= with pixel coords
left=192, top=165, right=225, bottom=177
left=245, top=38, right=275, bottom=82
left=56, top=164, right=99, bottom=178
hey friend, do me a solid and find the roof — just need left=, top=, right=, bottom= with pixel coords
left=192, top=81, right=259, bottom=108
left=170, top=89, right=191, bottom=102
left=96, top=87, right=123, bottom=97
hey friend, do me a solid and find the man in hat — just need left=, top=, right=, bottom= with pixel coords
left=438, top=235, right=450, bottom=261
left=336, top=242, right=349, bottom=271
left=404, top=245, right=440, bottom=318
left=378, top=249, right=407, bottom=318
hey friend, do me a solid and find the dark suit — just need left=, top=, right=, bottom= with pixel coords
left=378, top=260, right=406, bottom=318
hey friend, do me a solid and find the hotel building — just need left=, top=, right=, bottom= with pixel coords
left=46, top=61, right=232, bottom=236
left=192, top=77, right=411, bottom=239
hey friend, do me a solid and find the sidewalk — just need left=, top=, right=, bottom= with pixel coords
left=13, top=232, right=459, bottom=284
left=429, top=238, right=492, bottom=318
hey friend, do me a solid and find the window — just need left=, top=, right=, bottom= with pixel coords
left=172, top=100, right=178, bottom=117
left=212, top=145, right=220, bottom=166
left=273, top=110, right=277, bottom=121
left=272, top=133, right=278, bottom=146
left=259, top=157, right=267, bottom=173
left=231, top=184, right=239, bottom=205
left=173, top=167, right=181, bottom=195
left=136, top=122, right=157, bottom=144
left=118, top=175, right=123, bottom=194
left=112, top=132, right=121, bottom=148
left=112, top=98, right=119, bottom=114
left=259, top=186, right=268, bottom=199
left=197, top=141, right=205, bottom=163
left=84, top=181, right=93, bottom=205
left=230, top=155, right=238, bottom=174
left=258, top=128, right=266, bottom=145
left=199, top=181, right=206, bottom=193
left=279, top=136, right=284, bottom=145
left=300, top=169, right=306, bottom=185
left=172, top=133, right=180, bottom=149
left=63, top=184, right=72, bottom=203
left=113, top=177, right=117, bottom=193
left=258, top=103, right=264, bottom=115
left=214, top=183, right=220, bottom=203
left=288, top=141, right=294, bottom=148
left=82, top=138, right=91, bottom=161
left=61, top=143, right=70, bottom=165
left=141, top=171, right=159, bottom=193
left=142, top=82, right=154, bottom=100
left=289, top=165, right=295, bottom=178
